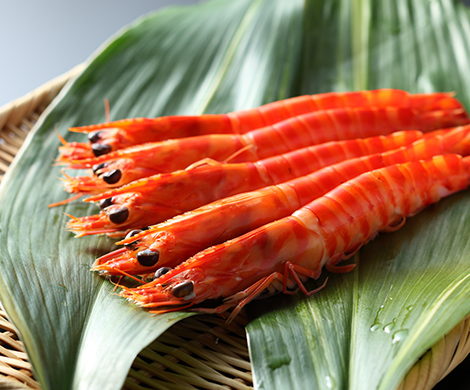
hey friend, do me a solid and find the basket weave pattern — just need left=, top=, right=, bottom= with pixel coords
left=0, top=68, right=469, bottom=390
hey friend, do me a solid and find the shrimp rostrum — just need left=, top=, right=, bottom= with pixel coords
left=120, top=154, right=470, bottom=323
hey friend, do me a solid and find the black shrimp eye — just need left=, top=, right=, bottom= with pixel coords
left=102, top=169, right=122, bottom=184
left=88, top=131, right=102, bottom=143
left=108, top=207, right=129, bottom=224
left=171, top=281, right=194, bottom=298
left=99, top=197, right=113, bottom=209
left=92, top=162, right=108, bottom=176
left=136, top=249, right=160, bottom=267
left=123, top=229, right=143, bottom=250
left=154, top=267, right=172, bottom=279
left=91, top=143, right=112, bottom=157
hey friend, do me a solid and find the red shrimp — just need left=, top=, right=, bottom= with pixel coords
left=119, top=154, right=470, bottom=323
left=92, top=125, right=470, bottom=277
left=61, top=106, right=468, bottom=194
left=69, top=130, right=425, bottom=236
left=57, top=89, right=467, bottom=161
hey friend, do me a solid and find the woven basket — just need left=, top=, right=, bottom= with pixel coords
left=0, top=68, right=469, bottom=390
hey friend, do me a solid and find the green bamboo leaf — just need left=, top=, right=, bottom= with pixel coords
left=0, top=0, right=305, bottom=389
left=247, top=1, right=470, bottom=389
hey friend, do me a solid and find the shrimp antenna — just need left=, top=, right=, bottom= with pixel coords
left=104, top=98, right=110, bottom=123
left=55, top=127, right=68, bottom=147
left=48, top=193, right=83, bottom=208
left=112, top=268, right=146, bottom=285
left=224, top=144, right=255, bottom=163
left=113, top=276, right=124, bottom=292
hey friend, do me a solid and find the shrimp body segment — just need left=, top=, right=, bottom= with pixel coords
left=58, top=89, right=467, bottom=162
left=70, top=130, right=425, bottom=236
left=94, top=125, right=470, bottom=276
left=120, top=154, right=470, bottom=322
left=62, top=106, right=467, bottom=194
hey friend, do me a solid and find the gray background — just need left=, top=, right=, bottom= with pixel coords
left=1, top=0, right=470, bottom=106
left=0, top=1, right=199, bottom=107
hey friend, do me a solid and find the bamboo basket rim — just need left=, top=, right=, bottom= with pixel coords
left=0, top=67, right=469, bottom=390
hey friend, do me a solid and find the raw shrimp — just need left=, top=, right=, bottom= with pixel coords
left=119, top=154, right=470, bottom=323
left=61, top=106, right=468, bottom=194
left=70, top=130, right=425, bottom=236
left=58, top=89, right=467, bottom=161
left=93, top=125, right=470, bottom=277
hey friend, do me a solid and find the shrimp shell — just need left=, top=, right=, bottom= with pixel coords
left=58, top=89, right=467, bottom=161
left=120, top=154, right=470, bottom=322
left=69, top=130, right=425, bottom=236
left=61, top=106, right=468, bottom=194
left=94, top=125, right=470, bottom=276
